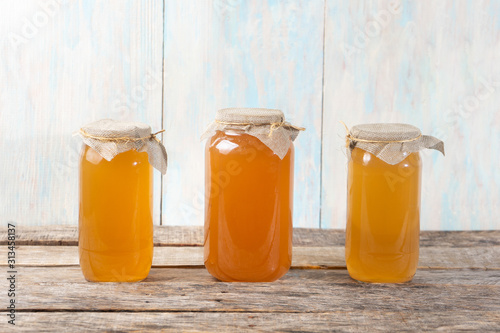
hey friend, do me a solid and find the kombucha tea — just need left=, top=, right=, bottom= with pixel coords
left=204, top=130, right=293, bottom=282
left=346, top=148, right=421, bottom=283
left=79, top=145, right=153, bottom=282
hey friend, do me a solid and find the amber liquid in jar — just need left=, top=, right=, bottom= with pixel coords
left=346, top=148, right=421, bottom=283
left=79, top=145, right=153, bottom=282
left=204, top=130, right=293, bottom=282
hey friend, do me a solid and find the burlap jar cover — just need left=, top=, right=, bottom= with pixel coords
left=345, top=123, right=444, bottom=165
left=201, top=108, right=305, bottom=159
left=76, top=119, right=168, bottom=174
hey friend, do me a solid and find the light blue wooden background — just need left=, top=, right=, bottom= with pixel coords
left=0, top=0, right=499, bottom=230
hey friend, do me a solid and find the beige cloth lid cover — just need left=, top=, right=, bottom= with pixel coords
left=201, top=108, right=304, bottom=159
left=346, top=123, right=444, bottom=165
left=77, top=119, right=168, bottom=174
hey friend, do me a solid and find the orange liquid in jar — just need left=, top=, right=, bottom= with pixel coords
left=79, top=145, right=153, bottom=282
left=346, top=148, right=421, bottom=283
left=204, top=130, right=293, bottom=282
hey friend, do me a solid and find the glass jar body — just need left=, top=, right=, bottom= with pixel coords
left=204, top=130, right=294, bottom=282
left=79, top=144, right=153, bottom=282
left=346, top=148, right=422, bottom=283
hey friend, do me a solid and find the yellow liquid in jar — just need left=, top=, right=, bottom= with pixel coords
left=204, top=131, right=293, bottom=282
left=346, top=148, right=421, bottom=283
left=79, top=145, right=153, bottom=282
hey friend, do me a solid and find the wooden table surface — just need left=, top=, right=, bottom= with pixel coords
left=1, top=226, right=499, bottom=332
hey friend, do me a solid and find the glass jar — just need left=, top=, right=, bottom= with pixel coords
left=346, top=148, right=421, bottom=283
left=79, top=145, right=153, bottom=282
left=77, top=119, right=167, bottom=282
left=202, top=108, right=302, bottom=282
left=344, top=123, right=443, bottom=283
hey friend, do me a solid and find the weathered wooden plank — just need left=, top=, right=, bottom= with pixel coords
left=3, top=226, right=499, bottom=248
left=0, top=246, right=203, bottom=267
left=161, top=0, right=325, bottom=228
left=2, top=245, right=499, bottom=269
left=0, top=225, right=205, bottom=246
left=11, top=267, right=500, bottom=287
left=3, top=268, right=499, bottom=313
left=0, top=0, right=164, bottom=226
left=7, top=311, right=500, bottom=332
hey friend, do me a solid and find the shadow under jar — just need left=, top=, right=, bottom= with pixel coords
left=77, top=119, right=167, bottom=282
left=202, top=108, right=303, bottom=282
left=344, top=123, right=444, bottom=283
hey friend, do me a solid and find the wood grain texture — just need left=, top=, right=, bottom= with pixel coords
left=7, top=266, right=500, bottom=286
left=8, top=311, right=500, bottom=332
left=3, top=226, right=500, bottom=247
left=3, top=244, right=499, bottom=269
left=321, top=0, right=500, bottom=230
left=0, top=225, right=205, bottom=246
left=1, top=228, right=499, bottom=332
left=0, top=0, right=164, bottom=226
left=1, top=267, right=499, bottom=313
left=161, top=0, right=324, bottom=228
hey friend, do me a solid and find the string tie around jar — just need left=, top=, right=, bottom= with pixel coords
left=340, top=121, right=444, bottom=165
left=214, top=120, right=305, bottom=137
left=78, top=128, right=165, bottom=143
left=202, top=108, right=304, bottom=160
left=75, top=119, right=168, bottom=174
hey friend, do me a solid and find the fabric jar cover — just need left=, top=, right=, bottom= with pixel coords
left=76, top=119, right=168, bottom=174
left=201, top=108, right=304, bottom=159
left=346, top=123, right=444, bottom=165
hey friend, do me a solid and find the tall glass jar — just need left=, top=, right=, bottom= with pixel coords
left=79, top=145, right=153, bottom=282
left=344, top=123, right=443, bottom=283
left=202, top=108, right=303, bottom=282
left=77, top=119, right=167, bottom=282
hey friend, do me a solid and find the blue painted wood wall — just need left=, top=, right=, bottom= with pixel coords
left=1, top=0, right=499, bottom=230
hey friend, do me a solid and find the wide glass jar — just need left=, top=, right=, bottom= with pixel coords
left=77, top=119, right=167, bottom=282
left=344, top=123, right=443, bottom=283
left=201, top=108, right=303, bottom=282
